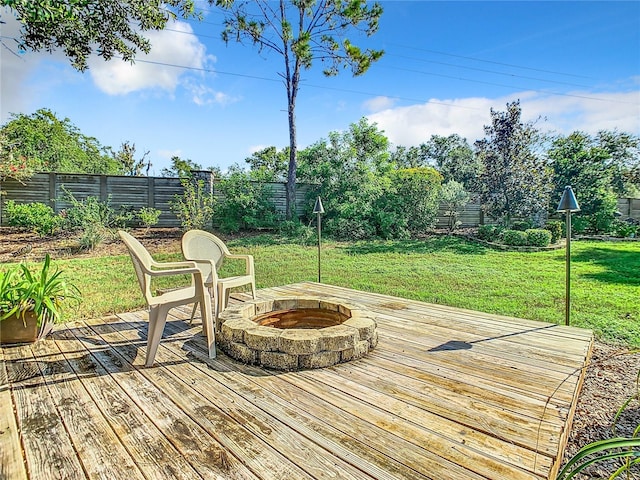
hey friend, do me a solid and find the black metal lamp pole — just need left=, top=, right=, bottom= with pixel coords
left=557, top=186, right=580, bottom=326
left=312, top=197, right=325, bottom=283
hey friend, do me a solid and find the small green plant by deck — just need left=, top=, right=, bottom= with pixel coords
left=0, top=254, right=81, bottom=325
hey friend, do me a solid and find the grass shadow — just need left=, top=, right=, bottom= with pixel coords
left=341, top=235, right=489, bottom=256
left=572, top=244, right=640, bottom=286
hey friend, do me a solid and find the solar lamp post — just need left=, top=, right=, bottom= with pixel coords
left=557, top=186, right=580, bottom=326
left=313, top=197, right=325, bottom=283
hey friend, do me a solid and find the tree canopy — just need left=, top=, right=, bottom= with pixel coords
left=213, top=0, right=384, bottom=219
left=1, top=0, right=198, bottom=70
left=0, top=108, right=122, bottom=174
left=475, top=101, right=551, bottom=225
left=547, top=131, right=620, bottom=233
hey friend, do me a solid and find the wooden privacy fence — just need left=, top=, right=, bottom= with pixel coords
left=1, top=171, right=639, bottom=228
left=0, top=172, right=309, bottom=228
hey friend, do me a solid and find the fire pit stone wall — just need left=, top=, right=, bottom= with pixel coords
left=218, top=297, right=378, bottom=370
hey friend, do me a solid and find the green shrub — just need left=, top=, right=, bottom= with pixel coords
left=61, top=191, right=130, bottom=231
left=325, top=216, right=376, bottom=241
left=78, top=224, right=109, bottom=250
left=276, top=220, right=315, bottom=245
left=373, top=209, right=410, bottom=240
left=169, top=177, right=215, bottom=231
left=611, top=220, right=637, bottom=238
left=384, top=167, right=442, bottom=235
left=4, top=200, right=61, bottom=236
left=477, top=225, right=498, bottom=242
left=137, top=207, right=161, bottom=232
left=525, top=228, right=552, bottom=247
left=511, top=220, right=532, bottom=231
left=571, top=216, right=590, bottom=235
left=544, top=220, right=563, bottom=243
left=501, top=229, right=528, bottom=246
left=216, top=169, right=279, bottom=233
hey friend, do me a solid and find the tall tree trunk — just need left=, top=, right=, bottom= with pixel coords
left=283, top=0, right=301, bottom=221
left=286, top=99, right=297, bottom=220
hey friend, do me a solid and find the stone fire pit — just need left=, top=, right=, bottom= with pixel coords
left=218, top=297, right=378, bottom=370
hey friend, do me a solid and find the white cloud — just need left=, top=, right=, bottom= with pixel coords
left=156, top=149, right=182, bottom=160
left=249, top=145, right=269, bottom=154
left=184, top=80, right=239, bottom=106
left=363, top=96, right=397, bottom=113
left=87, top=20, right=211, bottom=96
left=367, top=89, right=640, bottom=147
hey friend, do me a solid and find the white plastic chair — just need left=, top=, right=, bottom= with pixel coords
left=181, top=230, right=256, bottom=324
left=119, top=230, right=215, bottom=366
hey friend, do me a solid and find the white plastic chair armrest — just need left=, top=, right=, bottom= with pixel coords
left=149, top=259, right=198, bottom=270
left=225, top=254, right=255, bottom=276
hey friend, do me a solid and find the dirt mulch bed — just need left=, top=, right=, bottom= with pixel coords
left=1, top=227, right=639, bottom=478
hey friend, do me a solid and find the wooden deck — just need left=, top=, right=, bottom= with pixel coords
left=1, top=282, right=593, bottom=480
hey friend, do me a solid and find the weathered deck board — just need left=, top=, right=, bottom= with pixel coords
left=0, top=349, right=27, bottom=480
left=1, top=282, right=593, bottom=480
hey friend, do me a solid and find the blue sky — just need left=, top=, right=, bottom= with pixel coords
left=2, top=1, right=639, bottom=176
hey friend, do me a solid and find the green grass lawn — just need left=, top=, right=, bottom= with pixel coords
left=52, top=235, right=640, bottom=347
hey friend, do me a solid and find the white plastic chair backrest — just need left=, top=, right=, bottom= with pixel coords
left=119, top=230, right=154, bottom=304
left=182, top=230, right=229, bottom=273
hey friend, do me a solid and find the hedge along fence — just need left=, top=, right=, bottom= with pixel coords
left=0, top=171, right=310, bottom=228
left=1, top=171, right=638, bottom=228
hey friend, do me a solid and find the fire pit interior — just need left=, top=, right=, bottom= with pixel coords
left=218, top=297, right=378, bottom=370
left=254, top=308, right=349, bottom=329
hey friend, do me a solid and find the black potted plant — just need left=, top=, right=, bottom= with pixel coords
left=0, top=254, right=81, bottom=344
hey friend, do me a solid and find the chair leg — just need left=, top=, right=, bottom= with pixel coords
left=216, top=283, right=225, bottom=332
left=200, top=293, right=216, bottom=359
left=250, top=280, right=256, bottom=299
left=146, top=305, right=169, bottom=367
left=224, top=288, right=231, bottom=311
left=189, top=302, right=198, bottom=324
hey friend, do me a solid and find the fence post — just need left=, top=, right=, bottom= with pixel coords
left=48, top=172, right=56, bottom=210
left=100, top=175, right=108, bottom=202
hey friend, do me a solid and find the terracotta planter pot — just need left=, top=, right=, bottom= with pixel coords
left=0, top=311, right=51, bottom=345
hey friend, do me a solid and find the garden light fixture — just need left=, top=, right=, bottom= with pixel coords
left=557, top=186, right=580, bottom=326
left=313, top=197, right=325, bottom=283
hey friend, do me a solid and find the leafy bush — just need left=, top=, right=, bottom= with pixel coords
left=137, top=207, right=161, bottom=232
left=216, top=169, right=279, bottom=233
left=385, top=167, right=442, bottom=235
left=571, top=216, right=590, bottom=235
left=4, top=200, right=61, bottom=236
left=60, top=190, right=130, bottom=231
left=276, top=220, right=315, bottom=245
left=325, top=216, right=377, bottom=241
left=525, top=228, right=552, bottom=247
left=169, top=177, right=215, bottom=231
left=78, top=224, right=110, bottom=251
left=544, top=220, right=563, bottom=243
left=501, top=229, right=528, bottom=246
left=611, top=219, right=637, bottom=238
left=372, top=208, right=410, bottom=240
left=511, top=220, right=532, bottom=231
left=477, top=225, right=499, bottom=242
